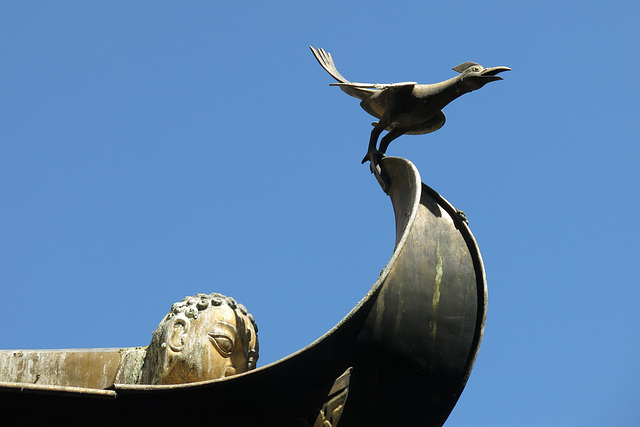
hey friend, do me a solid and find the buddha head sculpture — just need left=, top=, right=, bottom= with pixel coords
left=140, top=292, right=259, bottom=385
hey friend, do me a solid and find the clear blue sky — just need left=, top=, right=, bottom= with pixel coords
left=2, top=2, right=638, bottom=425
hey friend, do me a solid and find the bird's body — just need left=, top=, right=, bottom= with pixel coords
left=310, top=46, right=509, bottom=190
left=337, top=78, right=457, bottom=134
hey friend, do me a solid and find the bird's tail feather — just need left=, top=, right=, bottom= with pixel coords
left=310, top=46, right=376, bottom=100
left=310, top=46, right=350, bottom=84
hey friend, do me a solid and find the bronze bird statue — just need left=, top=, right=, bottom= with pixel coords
left=310, top=46, right=510, bottom=190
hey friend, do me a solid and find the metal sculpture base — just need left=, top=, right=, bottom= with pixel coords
left=0, top=157, right=487, bottom=426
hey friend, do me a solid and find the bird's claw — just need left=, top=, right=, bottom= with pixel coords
left=362, top=150, right=390, bottom=193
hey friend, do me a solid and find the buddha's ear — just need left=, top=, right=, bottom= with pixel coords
left=167, top=315, right=190, bottom=353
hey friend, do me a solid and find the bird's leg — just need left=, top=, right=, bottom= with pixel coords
left=361, top=121, right=390, bottom=192
left=378, top=128, right=406, bottom=156
left=361, top=121, right=386, bottom=165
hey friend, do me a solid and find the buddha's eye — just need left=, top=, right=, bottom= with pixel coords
left=208, top=333, right=234, bottom=357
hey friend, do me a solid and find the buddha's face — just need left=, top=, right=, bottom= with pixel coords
left=157, top=304, right=253, bottom=384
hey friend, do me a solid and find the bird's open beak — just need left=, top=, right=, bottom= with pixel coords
left=480, top=66, right=511, bottom=82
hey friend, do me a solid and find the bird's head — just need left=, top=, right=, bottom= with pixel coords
left=452, top=62, right=511, bottom=91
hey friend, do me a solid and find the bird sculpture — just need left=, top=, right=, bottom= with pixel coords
left=310, top=46, right=510, bottom=190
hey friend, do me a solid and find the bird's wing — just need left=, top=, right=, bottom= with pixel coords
left=330, top=81, right=417, bottom=90
left=375, top=81, right=417, bottom=90
left=332, top=81, right=417, bottom=102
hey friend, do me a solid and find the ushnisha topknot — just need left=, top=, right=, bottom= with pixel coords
left=162, top=292, right=257, bottom=332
